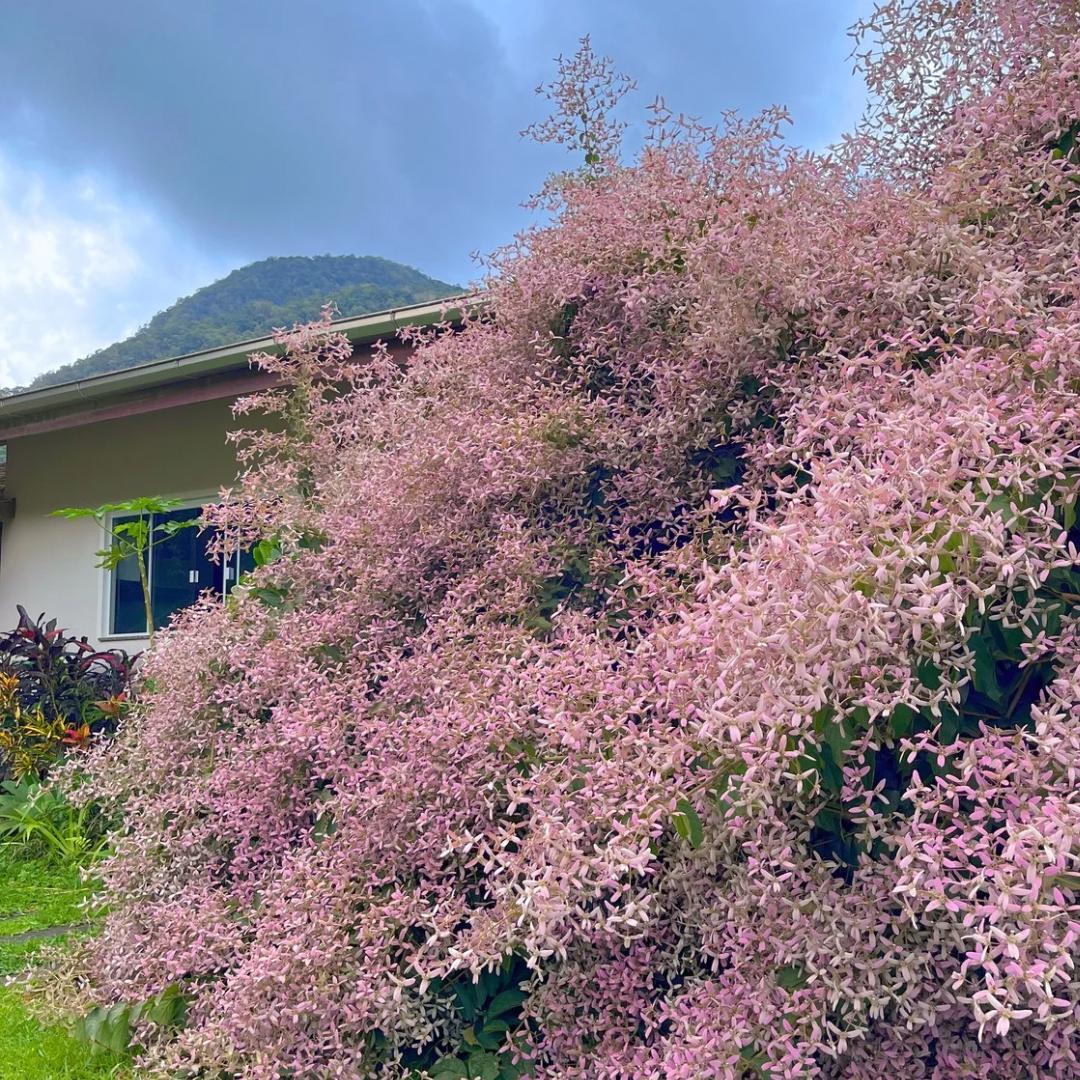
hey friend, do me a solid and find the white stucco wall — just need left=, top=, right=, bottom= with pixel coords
left=0, top=397, right=243, bottom=651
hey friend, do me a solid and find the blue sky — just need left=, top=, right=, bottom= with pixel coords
left=0, top=1, right=871, bottom=386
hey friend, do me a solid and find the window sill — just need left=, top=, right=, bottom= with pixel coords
left=99, top=632, right=151, bottom=643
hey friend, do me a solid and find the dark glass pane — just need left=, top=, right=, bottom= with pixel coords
left=149, top=508, right=213, bottom=629
left=112, top=514, right=147, bottom=634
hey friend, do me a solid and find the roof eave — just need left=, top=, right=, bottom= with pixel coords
left=0, top=295, right=471, bottom=431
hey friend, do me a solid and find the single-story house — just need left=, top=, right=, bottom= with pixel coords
left=0, top=298, right=456, bottom=651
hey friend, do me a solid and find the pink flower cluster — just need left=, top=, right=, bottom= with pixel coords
left=71, top=4, right=1080, bottom=1076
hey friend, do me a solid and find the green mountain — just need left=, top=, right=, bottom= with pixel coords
left=27, top=255, right=463, bottom=390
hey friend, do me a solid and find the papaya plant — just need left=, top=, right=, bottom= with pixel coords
left=52, top=497, right=198, bottom=642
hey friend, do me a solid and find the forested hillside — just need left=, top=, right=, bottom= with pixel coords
left=26, top=255, right=461, bottom=390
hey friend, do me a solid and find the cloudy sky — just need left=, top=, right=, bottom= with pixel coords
left=0, top=1, right=871, bottom=386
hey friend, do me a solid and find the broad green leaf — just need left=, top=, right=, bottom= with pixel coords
left=454, top=981, right=480, bottom=1022
left=825, top=709, right=861, bottom=760
left=740, top=1043, right=769, bottom=1071
left=476, top=1028, right=506, bottom=1051
left=467, top=1051, right=502, bottom=1080
left=673, top=798, right=704, bottom=848
left=431, top=1058, right=470, bottom=1079
left=253, top=539, right=283, bottom=567
left=80, top=1007, right=106, bottom=1045
left=938, top=704, right=960, bottom=743
left=818, top=744, right=844, bottom=794
left=915, top=660, right=942, bottom=690
left=969, top=634, right=1003, bottom=702
left=888, top=703, right=916, bottom=740
left=485, top=989, right=527, bottom=1019
left=776, top=964, right=808, bottom=991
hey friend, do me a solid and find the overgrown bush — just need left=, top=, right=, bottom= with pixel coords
left=66, top=3, right=1080, bottom=1077
left=0, top=607, right=133, bottom=781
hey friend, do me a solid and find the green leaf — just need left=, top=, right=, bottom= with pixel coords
left=824, top=714, right=855, bottom=761
left=105, top=1009, right=131, bottom=1055
left=915, top=660, right=942, bottom=690
left=78, top=1007, right=106, bottom=1046
left=251, top=585, right=289, bottom=609
left=485, top=989, right=527, bottom=1019
left=155, top=518, right=198, bottom=538
left=969, top=633, right=1003, bottom=702
left=467, top=1050, right=502, bottom=1080
left=146, top=984, right=188, bottom=1029
left=1063, top=495, right=1077, bottom=531
left=776, top=964, right=808, bottom=991
left=431, top=1058, right=470, bottom=1079
left=888, top=703, right=916, bottom=740
left=454, top=981, right=480, bottom=1022
left=814, top=804, right=844, bottom=836
left=740, top=1043, right=769, bottom=1071
left=818, top=744, right=844, bottom=794
left=50, top=506, right=97, bottom=520
left=524, top=613, right=553, bottom=636
left=476, top=1028, right=506, bottom=1051
left=673, top=798, right=704, bottom=848
left=78, top=1001, right=133, bottom=1056
left=252, top=539, right=283, bottom=567
left=937, top=703, right=960, bottom=744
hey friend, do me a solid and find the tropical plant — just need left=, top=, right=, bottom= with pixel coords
left=58, top=4, right=1080, bottom=1077
left=0, top=677, right=70, bottom=782
left=0, top=608, right=133, bottom=780
left=71, top=983, right=186, bottom=1058
left=0, top=779, right=105, bottom=863
left=51, top=498, right=197, bottom=642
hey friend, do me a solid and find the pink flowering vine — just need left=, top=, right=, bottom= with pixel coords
left=62, top=4, right=1080, bottom=1077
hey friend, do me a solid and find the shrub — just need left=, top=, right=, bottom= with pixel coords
left=69, top=4, right=1080, bottom=1077
left=0, top=607, right=133, bottom=781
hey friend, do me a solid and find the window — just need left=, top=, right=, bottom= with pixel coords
left=108, top=506, right=255, bottom=636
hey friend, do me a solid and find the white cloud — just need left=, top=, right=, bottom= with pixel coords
left=0, top=150, right=228, bottom=388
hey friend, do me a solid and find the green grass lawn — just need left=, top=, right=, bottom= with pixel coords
left=0, top=849, right=128, bottom=1079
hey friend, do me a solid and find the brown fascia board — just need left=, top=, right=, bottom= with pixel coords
left=0, top=296, right=470, bottom=441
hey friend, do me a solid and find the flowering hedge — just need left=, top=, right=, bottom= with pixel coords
left=71, top=3, right=1080, bottom=1077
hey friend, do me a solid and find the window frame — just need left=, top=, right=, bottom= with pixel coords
left=99, top=495, right=244, bottom=641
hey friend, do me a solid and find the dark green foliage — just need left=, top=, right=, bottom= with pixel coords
left=403, top=955, right=533, bottom=1079
left=71, top=983, right=187, bottom=1057
left=1050, top=118, right=1080, bottom=165
left=689, top=439, right=745, bottom=488
left=803, top=569, right=1069, bottom=880
left=673, top=798, right=704, bottom=848
left=23, top=255, right=462, bottom=391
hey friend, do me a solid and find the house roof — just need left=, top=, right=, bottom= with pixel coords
left=0, top=296, right=467, bottom=440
